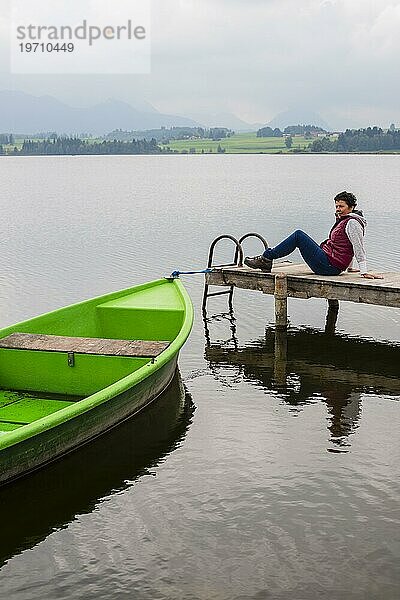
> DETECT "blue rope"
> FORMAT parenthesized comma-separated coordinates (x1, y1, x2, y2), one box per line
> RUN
(170, 268, 212, 278)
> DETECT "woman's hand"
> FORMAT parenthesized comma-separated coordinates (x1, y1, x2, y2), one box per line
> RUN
(361, 272, 384, 279)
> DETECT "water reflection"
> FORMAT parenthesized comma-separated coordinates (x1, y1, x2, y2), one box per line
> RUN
(0, 371, 195, 568)
(204, 321, 400, 452)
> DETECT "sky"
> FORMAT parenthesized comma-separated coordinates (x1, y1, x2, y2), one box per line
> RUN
(1, 0, 400, 129)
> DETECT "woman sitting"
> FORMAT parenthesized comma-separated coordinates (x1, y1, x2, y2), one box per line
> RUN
(244, 191, 383, 280)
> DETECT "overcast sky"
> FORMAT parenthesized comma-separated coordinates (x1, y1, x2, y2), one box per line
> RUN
(1, 0, 400, 128)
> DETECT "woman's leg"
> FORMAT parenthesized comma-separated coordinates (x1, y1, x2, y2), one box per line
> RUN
(263, 230, 341, 275)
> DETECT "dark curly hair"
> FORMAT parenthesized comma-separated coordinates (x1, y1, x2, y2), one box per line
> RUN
(334, 191, 358, 208)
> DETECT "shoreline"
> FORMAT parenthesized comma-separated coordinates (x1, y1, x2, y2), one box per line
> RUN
(2, 151, 400, 157)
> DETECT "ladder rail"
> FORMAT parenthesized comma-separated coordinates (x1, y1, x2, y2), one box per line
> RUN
(202, 234, 243, 312)
(202, 232, 268, 314)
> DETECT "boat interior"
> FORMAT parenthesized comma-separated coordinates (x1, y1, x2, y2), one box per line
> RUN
(0, 280, 185, 435)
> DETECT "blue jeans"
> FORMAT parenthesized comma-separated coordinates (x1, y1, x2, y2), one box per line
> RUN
(263, 230, 342, 276)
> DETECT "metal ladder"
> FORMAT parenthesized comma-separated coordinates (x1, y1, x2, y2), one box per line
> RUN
(202, 232, 268, 313)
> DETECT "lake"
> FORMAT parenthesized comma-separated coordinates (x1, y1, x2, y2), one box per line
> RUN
(0, 155, 399, 599)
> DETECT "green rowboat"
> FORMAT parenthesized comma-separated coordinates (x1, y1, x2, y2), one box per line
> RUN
(0, 277, 193, 485)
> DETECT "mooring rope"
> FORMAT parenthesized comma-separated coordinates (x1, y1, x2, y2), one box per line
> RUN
(170, 268, 212, 278)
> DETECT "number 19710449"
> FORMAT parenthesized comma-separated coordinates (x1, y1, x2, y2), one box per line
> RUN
(19, 42, 75, 53)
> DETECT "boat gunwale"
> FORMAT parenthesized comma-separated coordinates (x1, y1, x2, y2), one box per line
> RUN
(0, 278, 193, 451)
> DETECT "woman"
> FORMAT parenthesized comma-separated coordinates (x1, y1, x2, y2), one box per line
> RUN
(244, 191, 383, 279)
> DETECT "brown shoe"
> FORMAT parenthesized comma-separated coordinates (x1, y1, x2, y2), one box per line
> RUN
(244, 255, 273, 272)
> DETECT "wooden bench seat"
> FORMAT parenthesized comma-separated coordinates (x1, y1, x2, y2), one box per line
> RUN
(0, 333, 169, 358)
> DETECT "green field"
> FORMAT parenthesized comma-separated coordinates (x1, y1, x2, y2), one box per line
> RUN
(165, 132, 312, 154)
(1, 133, 310, 155)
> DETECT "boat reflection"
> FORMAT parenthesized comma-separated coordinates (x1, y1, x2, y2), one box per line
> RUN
(0, 371, 195, 568)
(204, 323, 400, 452)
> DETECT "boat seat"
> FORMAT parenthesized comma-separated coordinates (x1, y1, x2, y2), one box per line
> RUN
(0, 333, 170, 359)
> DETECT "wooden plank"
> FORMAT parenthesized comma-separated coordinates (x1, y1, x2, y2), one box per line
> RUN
(0, 333, 170, 358)
(206, 265, 400, 308)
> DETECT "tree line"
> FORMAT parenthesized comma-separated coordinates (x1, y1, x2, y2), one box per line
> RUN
(106, 126, 233, 142)
(257, 124, 326, 137)
(0, 134, 14, 144)
(310, 127, 400, 152)
(0, 137, 163, 155)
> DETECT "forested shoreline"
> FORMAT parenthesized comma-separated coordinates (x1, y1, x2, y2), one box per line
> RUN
(310, 127, 400, 152)
(1, 126, 400, 155)
(0, 137, 163, 155)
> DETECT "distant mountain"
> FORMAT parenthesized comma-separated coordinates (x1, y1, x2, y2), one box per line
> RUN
(267, 109, 331, 132)
(0, 91, 199, 135)
(187, 112, 262, 132)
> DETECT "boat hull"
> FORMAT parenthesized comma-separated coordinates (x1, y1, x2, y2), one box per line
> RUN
(0, 277, 193, 485)
(0, 355, 178, 485)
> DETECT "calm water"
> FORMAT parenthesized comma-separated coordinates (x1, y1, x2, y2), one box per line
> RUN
(0, 155, 399, 599)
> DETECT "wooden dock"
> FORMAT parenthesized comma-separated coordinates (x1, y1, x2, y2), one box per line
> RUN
(205, 262, 400, 330)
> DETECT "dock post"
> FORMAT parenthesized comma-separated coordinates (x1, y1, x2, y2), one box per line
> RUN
(325, 299, 339, 334)
(274, 273, 288, 330)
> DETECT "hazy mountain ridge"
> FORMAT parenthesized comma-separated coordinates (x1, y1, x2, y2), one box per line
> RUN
(0, 91, 335, 136)
(185, 112, 262, 132)
(0, 91, 200, 135)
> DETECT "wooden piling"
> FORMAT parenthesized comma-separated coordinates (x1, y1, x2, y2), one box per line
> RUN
(274, 273, 288, 330)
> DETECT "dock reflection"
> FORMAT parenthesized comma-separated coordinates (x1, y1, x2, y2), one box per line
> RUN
(0, 371, 195, 568)
(204, 322, 400, 452)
